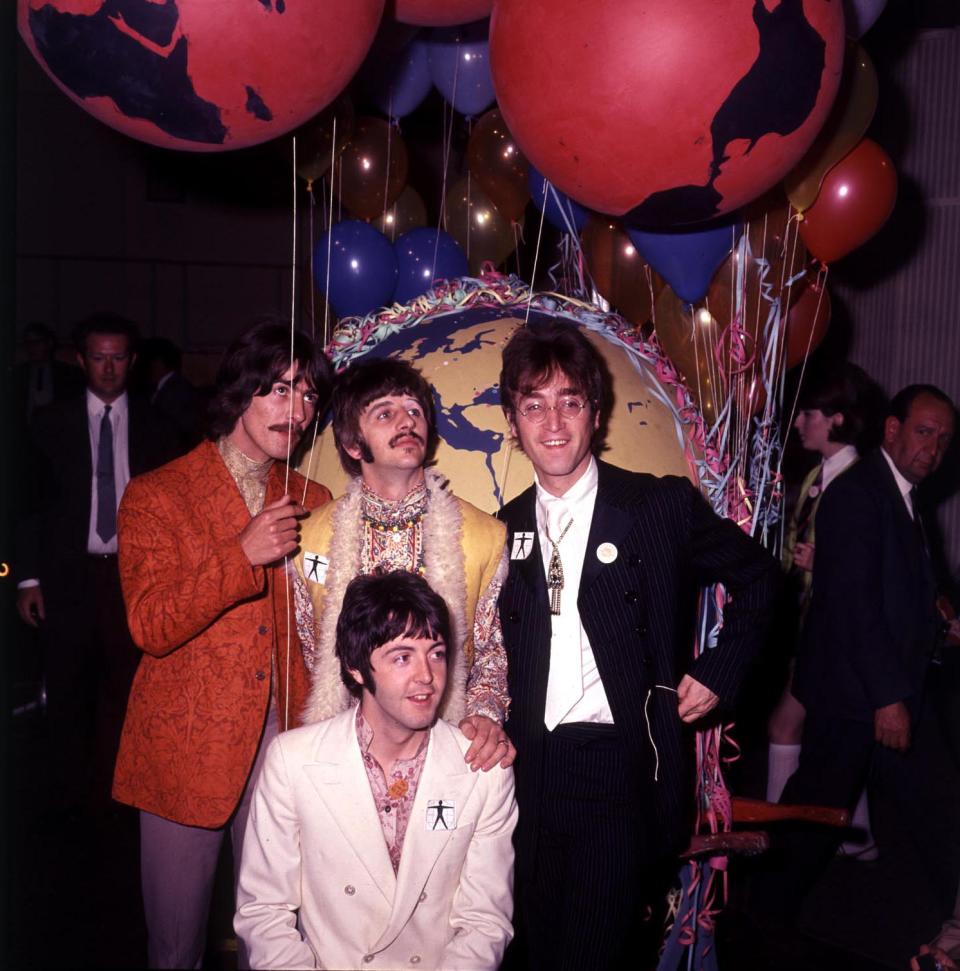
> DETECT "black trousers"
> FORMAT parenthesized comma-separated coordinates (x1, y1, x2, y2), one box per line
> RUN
(42, 555, 141, 811)
(509, 723, 661, 971)
(764, 685, 960, 922)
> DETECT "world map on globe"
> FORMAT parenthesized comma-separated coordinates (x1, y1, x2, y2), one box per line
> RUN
(302, 306, 694, 515)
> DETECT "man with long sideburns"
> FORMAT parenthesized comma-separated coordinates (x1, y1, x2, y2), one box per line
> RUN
(294, 357, 515, 772)
(236, 570, 517, 970)
(496, 320, 776, 971)
(112, 321, 333, 969)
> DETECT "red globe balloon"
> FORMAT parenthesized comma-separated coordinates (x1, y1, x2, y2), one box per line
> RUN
(798, 138, 897, 263)
(388, 1, 492, 27)
(19, 0, 384, 152)
(491, 0, 845, 225)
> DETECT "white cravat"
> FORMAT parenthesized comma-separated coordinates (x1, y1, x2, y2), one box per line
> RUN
(542, 494, 583, 730)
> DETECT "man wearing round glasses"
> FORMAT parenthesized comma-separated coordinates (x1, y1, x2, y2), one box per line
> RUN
(496, 319, 776, 971)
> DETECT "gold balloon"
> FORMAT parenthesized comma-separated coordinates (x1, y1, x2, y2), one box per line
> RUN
(784, 43, 879, 212)
(336, 117, 409, 220)
(294, 95, 355, 186)
(467, 109, 530, 222)
(444, 176, 516, 275)
(371, 185, 428, 241)
(653, 288, 723, 425)
(581, 215, 661, 329)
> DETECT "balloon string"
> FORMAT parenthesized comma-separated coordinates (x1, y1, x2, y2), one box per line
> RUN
(308, 185, 316, 343)
(383, 106, 393, 230)
(525, 181, 549, 324)
(323, 117, 337, 350)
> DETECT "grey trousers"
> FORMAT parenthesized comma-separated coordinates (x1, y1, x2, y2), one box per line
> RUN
(140, 707, 279, 970)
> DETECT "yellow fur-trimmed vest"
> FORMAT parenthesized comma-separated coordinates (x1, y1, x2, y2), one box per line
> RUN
(294, 470, 506, 725)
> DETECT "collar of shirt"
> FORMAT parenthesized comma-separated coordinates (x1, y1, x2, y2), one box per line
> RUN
(86, 388, 128, 421)
(880, 447, 916, 517)
(821, 444, 858, 490)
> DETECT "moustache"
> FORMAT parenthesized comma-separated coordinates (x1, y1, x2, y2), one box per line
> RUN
(268, 423, 302, 434)
(389, 432, 425, 448)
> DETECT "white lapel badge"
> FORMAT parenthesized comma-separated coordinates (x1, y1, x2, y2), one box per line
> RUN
(511, 532, 535, 560)
(426, 799, 456, 831)
(596, 542, 618, 565)
(302, 551, 329, 585)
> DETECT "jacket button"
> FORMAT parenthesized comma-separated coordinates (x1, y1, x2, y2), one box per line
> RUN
(624, 591, 639, 605)
(509, 611, 521, 623)
(410, 957, 421, 965)
(344, 885, 356, 895)
(418, 891, 427, 902)
(258, 625, 268, 635)
(642, 652, 653, 667)
(363, 955, 374, 964)
(255, 671, 266, 682)
(635, 625, 648, 637)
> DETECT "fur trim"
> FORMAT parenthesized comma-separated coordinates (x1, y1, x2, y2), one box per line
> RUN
(301, 471, 469, 725)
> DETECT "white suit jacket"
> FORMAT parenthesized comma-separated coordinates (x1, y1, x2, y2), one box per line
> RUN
(235, 708, 517, 970)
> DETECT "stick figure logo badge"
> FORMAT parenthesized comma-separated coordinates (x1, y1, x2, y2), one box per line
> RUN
(426, 800, 456, 830)
(511, 532, 535, 560)
(303, 551, 329, 584)
(596, 542, 618, 564)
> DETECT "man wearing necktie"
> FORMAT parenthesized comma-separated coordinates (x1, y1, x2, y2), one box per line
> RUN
(771, 384, 960, 923)
(15, 313, 178, 816)
(495, 320, 777, 971)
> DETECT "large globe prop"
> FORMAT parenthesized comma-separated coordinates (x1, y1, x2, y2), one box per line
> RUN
(491, 0, 846, 225)
(18, 0, 384, 151)
(300, 305, 695, 513)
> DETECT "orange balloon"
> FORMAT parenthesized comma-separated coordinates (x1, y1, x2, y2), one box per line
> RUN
(798, 138, 897, 264)
(467, 109, 530, 222)
(445, 177, 517, 275)
(370, 185, 428, 241)
(785, 43, 879, 213)
(581, 216, 659, 328)
(294, 95, 355, 186)
(336, 117, 409, 220)
(784, 274, 832, 368)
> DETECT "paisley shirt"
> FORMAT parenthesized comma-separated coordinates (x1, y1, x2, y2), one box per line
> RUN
(356, 708, 429, 873)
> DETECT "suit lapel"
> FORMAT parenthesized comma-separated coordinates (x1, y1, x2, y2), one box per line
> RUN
(374, 722, 477, 952)
(303, 714, 397, 904)
(504, 488, 547, 601)
(580, 463, 638, 596)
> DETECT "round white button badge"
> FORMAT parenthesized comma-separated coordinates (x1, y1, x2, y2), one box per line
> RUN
(596, 542, 618, 564)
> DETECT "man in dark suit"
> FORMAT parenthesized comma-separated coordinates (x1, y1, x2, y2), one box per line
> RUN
(15, 312, 178, 815)
(495, 320, 776, 971)
(138, 336, 205, 450)
(777, 384, 960, 918)
(14, 321, 84, 424)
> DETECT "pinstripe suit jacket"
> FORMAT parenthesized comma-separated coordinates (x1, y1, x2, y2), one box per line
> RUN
(497, 461, 776, 859)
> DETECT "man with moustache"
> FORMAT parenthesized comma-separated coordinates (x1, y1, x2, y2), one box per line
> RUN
(772, 384, 960, 921)
(235, 570, 517, 971)
(112, 320, 333, 969)
(295, 357, 514, 772)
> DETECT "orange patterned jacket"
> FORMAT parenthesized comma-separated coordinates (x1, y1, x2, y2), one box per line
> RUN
(112, 440, 331, 828)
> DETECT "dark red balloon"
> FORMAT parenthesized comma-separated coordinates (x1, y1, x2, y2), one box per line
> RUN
(785, 275, 832, 368)
(389, 0, 492, 27)
(491, 0, 845, 224)
(798, 138, 897, 264)
(18, 0, 384, 152)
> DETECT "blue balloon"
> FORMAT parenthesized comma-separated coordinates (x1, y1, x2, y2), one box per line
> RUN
(626, 219, 742, 305)
(313, 220, 398, 319)
(426, 21, 495, 118)
(358, 38, 432, 120)
(528, 166, 588, 234)
(393, 228, 469, 304)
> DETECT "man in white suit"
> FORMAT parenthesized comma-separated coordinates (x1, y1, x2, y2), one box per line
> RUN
(235, 570, 517, 971)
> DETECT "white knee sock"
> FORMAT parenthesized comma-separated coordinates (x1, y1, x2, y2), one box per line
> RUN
(766, 743, 801, 803)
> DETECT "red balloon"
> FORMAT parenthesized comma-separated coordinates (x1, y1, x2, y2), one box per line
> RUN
(18, 0, 384, 151)
(491, 0, 845, 224)
(798, 138, 897, 263)
(389, 1, 492, 26)
(785, 275, 832, 367)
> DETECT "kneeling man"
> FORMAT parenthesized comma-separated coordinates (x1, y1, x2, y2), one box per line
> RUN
(236, 570, 517, 971)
